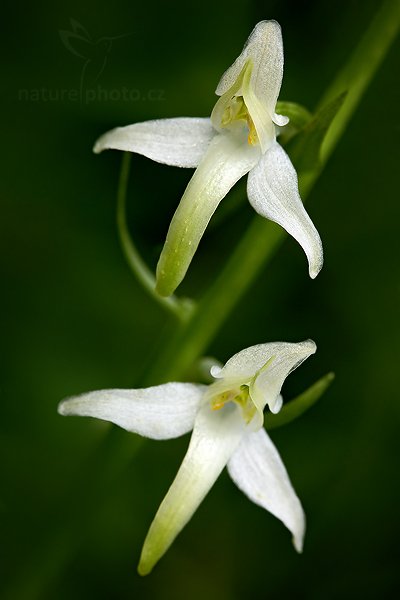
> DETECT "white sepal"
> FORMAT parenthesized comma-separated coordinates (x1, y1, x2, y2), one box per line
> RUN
(247, 142, 323, 278)
(212, 340, 316, 417)
(138, 401, 245, 575)
(227, 426, 305, 552)
(216, 21, 285, 126)
(93, 117, 215, 168)
(58, 383, 206, 440)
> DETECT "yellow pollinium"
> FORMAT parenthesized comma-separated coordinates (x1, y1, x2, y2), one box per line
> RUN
(210, 384, 256, 423)
(211, 59, 260, 148)
(220, 95, 259, 146)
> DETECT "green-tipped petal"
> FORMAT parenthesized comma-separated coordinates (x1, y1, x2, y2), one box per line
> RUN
(138, 401, 245, 575)
(155, 131, 260, 297)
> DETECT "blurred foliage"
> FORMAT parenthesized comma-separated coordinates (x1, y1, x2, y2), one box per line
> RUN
(1, 0, 399, 598)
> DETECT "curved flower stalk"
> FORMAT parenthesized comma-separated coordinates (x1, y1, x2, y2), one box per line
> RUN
(58, 339, 316, 575)
(94, 21, 323, 297)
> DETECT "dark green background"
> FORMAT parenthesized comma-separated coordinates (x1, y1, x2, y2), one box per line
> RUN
(1, 0, 399, 598)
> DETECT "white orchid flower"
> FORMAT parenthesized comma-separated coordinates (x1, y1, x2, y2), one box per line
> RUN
(94, 20, 323, 297)
(58, 339, 316, 575)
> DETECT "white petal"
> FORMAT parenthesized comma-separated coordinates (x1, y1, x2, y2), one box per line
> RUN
(216, 21, 285, 125)
(211, 61, 247, 133)
(214, 340, 316, 382)
(273, 113, 289, 127)
(138, 401, 245, 575)
(227, 427, 305, 552)
(274, 394, 283, 413)
(247, 142, 323, 278)
(241, 75, 276, 153)
(93, 118, 215, 168)
(155, 131, 260, 297)
(214, 340, 316, 417)
(58, 383, 206, 440)
(211, 60, 275, 153)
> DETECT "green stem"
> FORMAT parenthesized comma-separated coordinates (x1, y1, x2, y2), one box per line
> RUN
(117, 153, 194, 322)
(319, 0, 400, 165)
(146, 0, 399, 383)
(143, 218, 284, 384)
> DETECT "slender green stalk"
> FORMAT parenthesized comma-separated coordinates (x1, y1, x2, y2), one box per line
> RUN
(117, 152, 194, 322)
(143, 218, 284, 384)
(145, 0, 400, 383)
(319, 0, 400, 164)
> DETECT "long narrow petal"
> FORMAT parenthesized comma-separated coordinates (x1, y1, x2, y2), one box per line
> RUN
(247, 142, 323, 278)
(156, 131, 260, 297)
(93, 118, 215, 168)
(216, 21, 286, 126)
(227, 427, 305, 552)
(138, 402, 245, 575)
(211, 340, 316, 418)
(58, 383, 206, 440)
